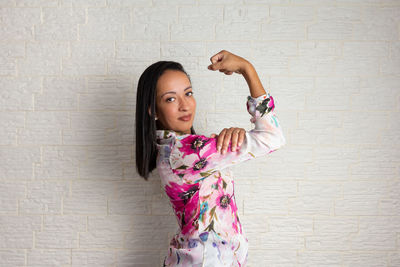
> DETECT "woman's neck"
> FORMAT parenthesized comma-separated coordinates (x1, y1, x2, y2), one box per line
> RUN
(156, 122, 191, 136)
(175, 130, 190, 136)
(160, 129, 190, 136)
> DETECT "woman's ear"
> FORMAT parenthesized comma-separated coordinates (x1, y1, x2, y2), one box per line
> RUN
(148, 107, 158, 120)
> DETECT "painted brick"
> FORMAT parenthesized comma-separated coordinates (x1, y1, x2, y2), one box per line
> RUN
(171, 22, 215, 41)
(116, 41, 160, 60)
(0, 250, 25, 266)
(248, 249, 297, 266)
(0, 182, 26, 213)
(133, 6, 178, 24)
(224, 5, 270, 23)
(124, 22, 169, 41)
(16, 0, 58, 7)
(0, 2, 398, 266)
(27, 249, 71, 266)
(61, 0, 106, 7)
(72, 250, 115, 266)
(0, 215, 41, 249)
(19, 181, 69, 214)
(0, 112, 25, 145)
(79, 231, 124, 249)
(116, 250, 161, 267)
(216, 22, 259, 41)
(0, 147, 41, 180)
(0, 78, 41, 110)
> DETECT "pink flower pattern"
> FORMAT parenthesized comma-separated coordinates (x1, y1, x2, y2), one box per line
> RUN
(155, 93, 286, 267)
(165, 181, 200, 235)
(172, 135, 218, 176)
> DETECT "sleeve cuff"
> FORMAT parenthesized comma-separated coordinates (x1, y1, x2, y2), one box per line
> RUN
(247, 93, 269, 102)
(246, 92, 275, 118)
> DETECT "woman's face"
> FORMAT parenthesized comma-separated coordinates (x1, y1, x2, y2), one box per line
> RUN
(155, 70, 196, 134)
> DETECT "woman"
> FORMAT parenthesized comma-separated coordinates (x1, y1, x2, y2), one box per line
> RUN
(135, 50, 286, 266)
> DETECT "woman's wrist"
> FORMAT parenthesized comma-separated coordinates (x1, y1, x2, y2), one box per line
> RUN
(240, 60, 253, 77)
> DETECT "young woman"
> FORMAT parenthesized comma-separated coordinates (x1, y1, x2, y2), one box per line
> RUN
(135, 50, 286, 266)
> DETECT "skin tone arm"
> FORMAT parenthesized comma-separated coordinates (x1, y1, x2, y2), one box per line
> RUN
(207, 50, 267, 154)
(241, 61, 267, 98)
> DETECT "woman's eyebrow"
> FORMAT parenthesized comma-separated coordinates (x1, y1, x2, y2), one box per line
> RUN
(160, 86, 192, 98)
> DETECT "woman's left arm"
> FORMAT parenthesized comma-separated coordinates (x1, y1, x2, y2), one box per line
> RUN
(210, 127, 246, 154)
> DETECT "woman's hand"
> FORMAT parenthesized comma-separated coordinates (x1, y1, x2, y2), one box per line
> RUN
(207, 50, 250, 75)
(210, 127, 246, 154)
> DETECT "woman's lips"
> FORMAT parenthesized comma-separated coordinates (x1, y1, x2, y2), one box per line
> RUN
(179, 114, 191, 121)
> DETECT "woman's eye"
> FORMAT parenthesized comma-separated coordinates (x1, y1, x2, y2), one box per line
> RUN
(166, 92, 192, 102)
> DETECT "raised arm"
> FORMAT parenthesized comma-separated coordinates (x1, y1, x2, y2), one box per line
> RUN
(241, 61, 266, 98)
(207, 50, 273, 154)
(169, 51, 286, 180)
(208, 50, 265, 98)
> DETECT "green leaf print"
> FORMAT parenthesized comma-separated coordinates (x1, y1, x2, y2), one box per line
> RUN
(222, 180, 227, 190)
(204, 220, 215, 232)
(163, 130, 172, 139)
(176, 165, 188, 170)
(200, 169, 215, 178)
(271, 115, 279, 127)
(248, 152, 256, 158)
(194, 177, 206, 183)
(256, 98, 271, 116)
(209, 206, 216, 219)
(214, 212, 219, 222)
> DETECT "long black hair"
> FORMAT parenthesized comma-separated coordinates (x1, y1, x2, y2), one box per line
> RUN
(135, 61, 196, 180)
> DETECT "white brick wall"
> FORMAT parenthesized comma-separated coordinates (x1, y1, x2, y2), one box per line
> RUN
(0, 0, 399, 266)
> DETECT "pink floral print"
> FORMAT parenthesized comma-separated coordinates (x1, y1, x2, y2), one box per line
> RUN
(165, 181, 200, 235)
(172, 135, 218, 177)
(155, 92, 286, 267)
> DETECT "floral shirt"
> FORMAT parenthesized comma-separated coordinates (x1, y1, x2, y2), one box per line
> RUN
(155, 93, 286, 267)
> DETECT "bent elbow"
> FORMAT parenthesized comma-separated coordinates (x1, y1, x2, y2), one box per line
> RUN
(264, 131, 286, 153)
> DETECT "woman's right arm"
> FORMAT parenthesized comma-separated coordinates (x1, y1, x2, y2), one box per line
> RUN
(237, 58, 286, 158)
(241, 59, 266, 99)
(169, 92, 285, 179)
(169, 51, 286, 179)
(207, 51, 283, 155)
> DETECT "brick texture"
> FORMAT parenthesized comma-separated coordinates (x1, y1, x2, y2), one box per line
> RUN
(0, 0, 399, 266)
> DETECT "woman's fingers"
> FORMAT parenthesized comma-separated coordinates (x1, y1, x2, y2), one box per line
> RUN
(232, 128, 245, 151)
(221, 128, 233, 154)
(208, 51, 225, 71)
(231, 129, 240, 152)
(216, 129, 226, 153)
(215, 68, 233, 75)
(218, 69, 233, 75)
(207, 50, 247, 74)
(238, 129, 245, 147)
(210, 51, 224, 64)
(216, 127, 246, 154)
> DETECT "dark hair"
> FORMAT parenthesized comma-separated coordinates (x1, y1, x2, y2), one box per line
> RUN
(135, 61, 196, 180)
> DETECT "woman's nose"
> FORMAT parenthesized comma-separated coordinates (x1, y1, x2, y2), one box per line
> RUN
(178, 97, 189, 111)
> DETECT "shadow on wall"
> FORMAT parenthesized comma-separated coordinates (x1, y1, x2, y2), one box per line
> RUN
(78, 74, 178, 264)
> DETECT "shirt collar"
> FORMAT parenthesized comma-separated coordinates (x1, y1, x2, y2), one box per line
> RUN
(155, 129, 190, 146)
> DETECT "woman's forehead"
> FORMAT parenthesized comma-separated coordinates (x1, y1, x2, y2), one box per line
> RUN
(156, 70, 191, 94)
